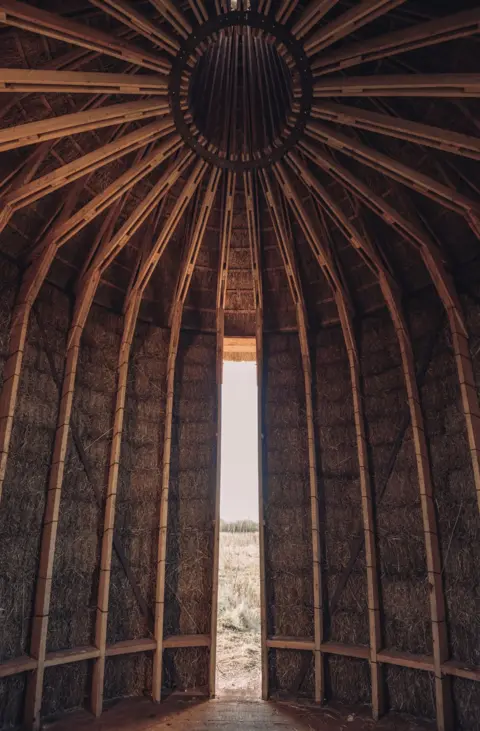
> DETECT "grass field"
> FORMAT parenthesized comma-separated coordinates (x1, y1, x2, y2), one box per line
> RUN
(216, 530, 261, 697)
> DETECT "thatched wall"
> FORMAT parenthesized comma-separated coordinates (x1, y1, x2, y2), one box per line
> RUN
(0, 280, 70, 726)
(313, 326, 370, 706)
(263, 332, 314, 696)
(360, 307, 434, 717)
(164, 331, 217, 691)
(408, 292, 480, 730)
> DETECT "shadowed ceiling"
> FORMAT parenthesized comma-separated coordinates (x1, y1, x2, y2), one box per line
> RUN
(0, 0, 479, 338)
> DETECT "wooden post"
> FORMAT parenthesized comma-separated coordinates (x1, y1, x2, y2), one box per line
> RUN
(277, 156, 453, 730)
(90, 291, 142, 717)
(150, 164, 220, 702)
(261, 169, 324, 703)
(209, 170, 235, 696)
(272, 161, 388, 713)
(244, 171, 269, 700)
(0, 179, 84, 505)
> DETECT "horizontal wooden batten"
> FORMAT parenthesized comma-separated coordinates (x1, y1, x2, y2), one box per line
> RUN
(266, 637, 316, 651)
(1, 643, 479, 683)
(163, 635, 211, 649)
(377, 649, 435, 672)
(321, 642, 370, 660)
(0, 655, 37, 678)
(45, 647, 100, 668)
(0, 68, 169, 95)
(106, 639, 157, 657)
(442, 659, 480, 682)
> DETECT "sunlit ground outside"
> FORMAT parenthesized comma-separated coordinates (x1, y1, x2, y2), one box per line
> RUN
(216, 361, 261, 698)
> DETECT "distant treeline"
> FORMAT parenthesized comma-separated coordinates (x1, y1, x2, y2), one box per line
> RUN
(220, 519, 259, 533)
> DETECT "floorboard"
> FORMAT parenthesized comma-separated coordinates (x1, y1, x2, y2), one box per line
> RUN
(45, 696, 436, 730)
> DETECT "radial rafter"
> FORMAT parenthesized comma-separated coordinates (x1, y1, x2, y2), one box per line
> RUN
(313, 74, 480, 98)
(0, 68, 169, 95)
(292, 1, 340, 39)
(304, 0, 407, 57)
(312, 8, 480, 75)
(311, 102, 480, 160)
(0, 0, 171, 73)
(88, 0, 179, 54)
(304, 121, 479, 216)
(1, 119, 175, 221)
(0, 99, 170, 154)
(148, 0, 192, 37)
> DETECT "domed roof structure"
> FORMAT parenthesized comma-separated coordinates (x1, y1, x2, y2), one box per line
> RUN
(0, 2, 479, 730)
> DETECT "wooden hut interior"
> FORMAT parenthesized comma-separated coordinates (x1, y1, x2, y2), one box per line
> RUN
(0, 0, 479, 729)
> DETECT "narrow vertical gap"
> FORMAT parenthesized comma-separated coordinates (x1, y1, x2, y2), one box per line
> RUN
(216, 344, 261, 698)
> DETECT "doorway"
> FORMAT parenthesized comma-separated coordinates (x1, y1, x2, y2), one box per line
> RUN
(216, 341, 261, 698)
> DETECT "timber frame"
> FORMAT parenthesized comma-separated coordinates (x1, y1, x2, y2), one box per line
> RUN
(0, 2, 479, 730)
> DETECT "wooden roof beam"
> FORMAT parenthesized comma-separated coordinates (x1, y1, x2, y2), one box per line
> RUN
(36, 135, 183, 257)
(1, 118, 175, 223)
(292, 1, 340, 40)
(243, 172, 263, 312)
(148, 0, 192, 38)
(313, 74, 480, 97)
(311, 102, 480, 161)
(187, 0, 208, 23)
(272, 160, 355, 332)
(298, 139, 466, 333)
(305, 121, 479, 216)
(312, 8, 480, 75)
(0, 99, 170, 154)
(0, 0, 170, 73)
(0, 68, 168, 95)
(89, 0, 179, 54)
(304, 0, 407, 57)
(276, 0, 300, 24)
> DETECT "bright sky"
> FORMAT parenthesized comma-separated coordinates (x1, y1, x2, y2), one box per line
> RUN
(220, 361, 259, 522)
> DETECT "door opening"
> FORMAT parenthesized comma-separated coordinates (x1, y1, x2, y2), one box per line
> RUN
(216, 338, 261, 698)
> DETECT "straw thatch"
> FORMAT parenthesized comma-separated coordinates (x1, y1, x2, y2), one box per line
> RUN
(164, 332, 217, 689)
(264, 333, 314, 695)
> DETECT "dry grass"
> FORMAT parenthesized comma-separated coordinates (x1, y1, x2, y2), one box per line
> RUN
(216, 531, 261, 697)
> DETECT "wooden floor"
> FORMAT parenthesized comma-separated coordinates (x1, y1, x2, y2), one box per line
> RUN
(46, 696, 435, 731)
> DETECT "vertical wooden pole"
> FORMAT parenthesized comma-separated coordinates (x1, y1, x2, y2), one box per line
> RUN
(260, 169, 324, 702)
(209, 170, 235, 696)
(90, 291, 142, 716)
(23, 205, 121, 730)
(151, 165, 220, 702)
(338, 299, 385, 719)
(209, 308, 224, 697)
(152, 305, 181, 702)
(244, 171, 269, 700)
(385, 293, 453, 731)
(0, 181, 84, 505)
(448, 309, 480, 514)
